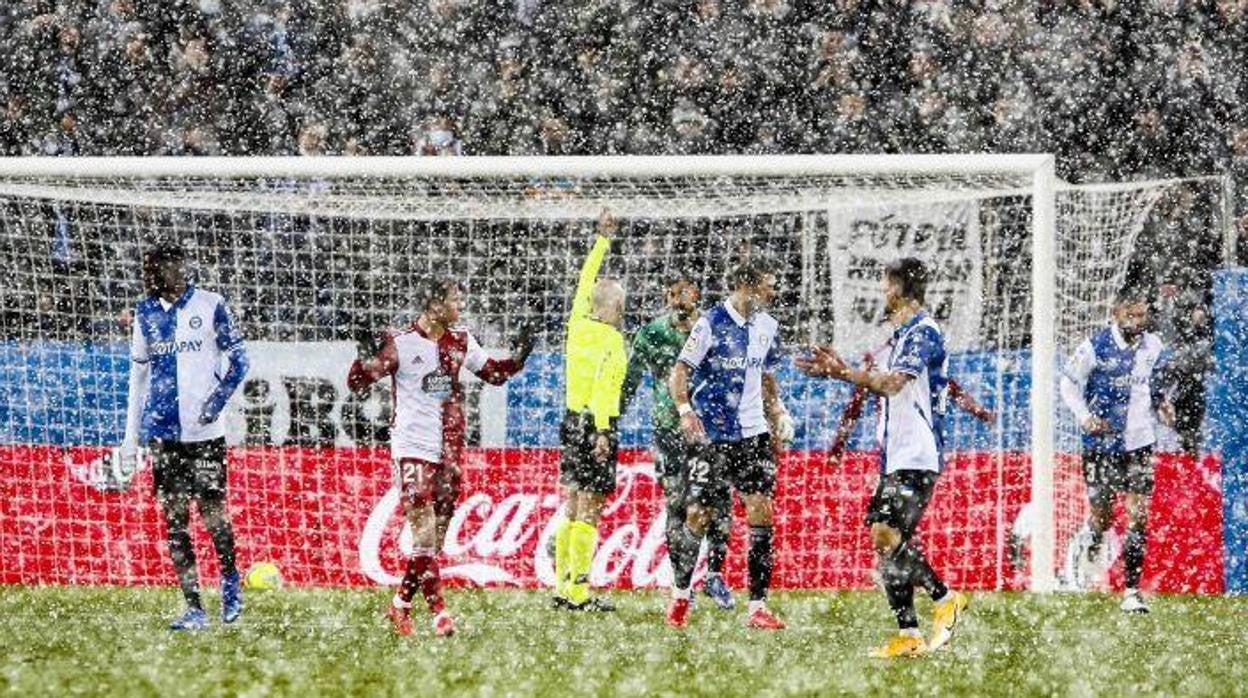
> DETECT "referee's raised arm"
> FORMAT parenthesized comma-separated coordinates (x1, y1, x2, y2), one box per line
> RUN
(569, 209, 617, 323)
(554, 208, 628, 613)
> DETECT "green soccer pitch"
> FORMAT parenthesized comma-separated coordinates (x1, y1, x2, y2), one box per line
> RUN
(2, 586, 1245, 696)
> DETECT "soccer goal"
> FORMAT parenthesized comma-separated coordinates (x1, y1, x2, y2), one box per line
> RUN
(0, 156, 1232, 593)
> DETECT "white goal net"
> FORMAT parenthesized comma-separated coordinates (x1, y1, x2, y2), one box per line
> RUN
(0, 156, 1230, 593)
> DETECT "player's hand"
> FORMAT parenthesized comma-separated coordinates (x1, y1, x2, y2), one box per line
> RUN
(1081, 416, 1111, 434)
(794, 345, 851, 380)
(117, 443, 139, 478)
(680, 410, 709, 445)
(510, 317, 540, 364)
(596, 208, 618, 237)
(826, 444, 847, 471)
(198, 400, 222, 425)
(1158, 401, 1177, 428)
(592, 432, 613, 463)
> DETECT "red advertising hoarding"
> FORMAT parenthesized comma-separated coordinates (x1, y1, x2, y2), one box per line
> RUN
(0, 446, 1222, 594)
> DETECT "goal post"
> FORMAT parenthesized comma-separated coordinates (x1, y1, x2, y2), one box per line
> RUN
(0, 154, 1224, 594)
(1030, 157, 1058, 593)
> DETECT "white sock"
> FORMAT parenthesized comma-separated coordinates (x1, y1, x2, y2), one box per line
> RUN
(901, 627, 923, 639)
(392, 594, 412, 609)
(748, 599, 766, 614)
(672, 587, 691, 601)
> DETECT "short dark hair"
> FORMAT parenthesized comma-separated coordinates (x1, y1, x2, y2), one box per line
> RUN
(1115, 286, 1150, 307)
(729, 257, 774, 289)
(416, 277, 463, 310)
(663, 270, 700, 289)
(884, 257, 927, 303)
(144, 239, 184, 263)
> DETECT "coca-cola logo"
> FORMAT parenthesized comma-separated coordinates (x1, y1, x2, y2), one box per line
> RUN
(358, 463, 705, 589)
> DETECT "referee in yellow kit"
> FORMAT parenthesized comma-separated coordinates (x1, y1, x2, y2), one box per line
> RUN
(553, 209, 628, 612)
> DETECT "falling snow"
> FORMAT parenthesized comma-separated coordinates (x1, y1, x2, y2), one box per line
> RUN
(1, 1, 1248, 696)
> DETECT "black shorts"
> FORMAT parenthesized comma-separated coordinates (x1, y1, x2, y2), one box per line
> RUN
(559, 412, 618, 495)
(1082, 447, 1154, 511)
(687, 433, 776, 507)
(865, 469, 939, 540)
(151, 437, 228, 501)
(654, 429, 733, 525)
(654, 427, 689, 502)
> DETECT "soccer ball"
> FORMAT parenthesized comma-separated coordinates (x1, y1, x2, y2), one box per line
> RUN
(244, 561, 283, 591)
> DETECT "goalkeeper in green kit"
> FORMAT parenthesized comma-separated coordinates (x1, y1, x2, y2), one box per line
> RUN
(620, 273, 738, 609)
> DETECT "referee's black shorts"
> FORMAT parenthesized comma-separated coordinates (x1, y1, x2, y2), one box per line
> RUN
(865, 469, 939, 541)
(151, 437, 228, 502)
(559, 411, 618, 495)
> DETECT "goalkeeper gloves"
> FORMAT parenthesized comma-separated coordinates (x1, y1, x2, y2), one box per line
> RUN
(510, 317, 540, 364)
(93, 444, 145, 492)
(773, 408, 796, 443)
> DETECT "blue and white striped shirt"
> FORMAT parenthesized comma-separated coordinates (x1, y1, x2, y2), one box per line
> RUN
(877, 310, 949, 474)
(678, 300, 784, 444)
(124, 285, 249, 444)
(1061, 324, 1168, 454)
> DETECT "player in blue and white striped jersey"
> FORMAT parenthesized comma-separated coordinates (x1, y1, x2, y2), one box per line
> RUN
(1060, 289, 1174, 614)
(120, 241, 250, 631)
(797, 258, 967, 658)
(666, 257, 795, 631)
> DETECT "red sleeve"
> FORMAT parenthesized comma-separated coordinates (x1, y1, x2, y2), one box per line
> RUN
(948, 378, 967, 401)
(949, 378, 995, 423)
(829, 383, 869, 457)
(347, 335, 399, 394)
(474, 357, 524, 386)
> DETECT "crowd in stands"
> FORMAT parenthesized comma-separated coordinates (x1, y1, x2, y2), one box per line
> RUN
(2, 1, 1246, 181)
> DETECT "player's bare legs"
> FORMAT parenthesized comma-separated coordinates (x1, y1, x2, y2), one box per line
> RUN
(389, 459, 453, 637)
(669, 485, 782, 629)
(871, 523, 924, 656)
(433, 458, 462, 553)
(575, 492, 605, 527)
(666, 500, 707, 628)
(702, 493, 735, 609)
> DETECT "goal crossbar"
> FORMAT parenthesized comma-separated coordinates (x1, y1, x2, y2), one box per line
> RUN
(0, 154, 1055, 180)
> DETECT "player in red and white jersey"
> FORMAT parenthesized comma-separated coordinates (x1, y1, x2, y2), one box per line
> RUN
(347, 278, 535, 638)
